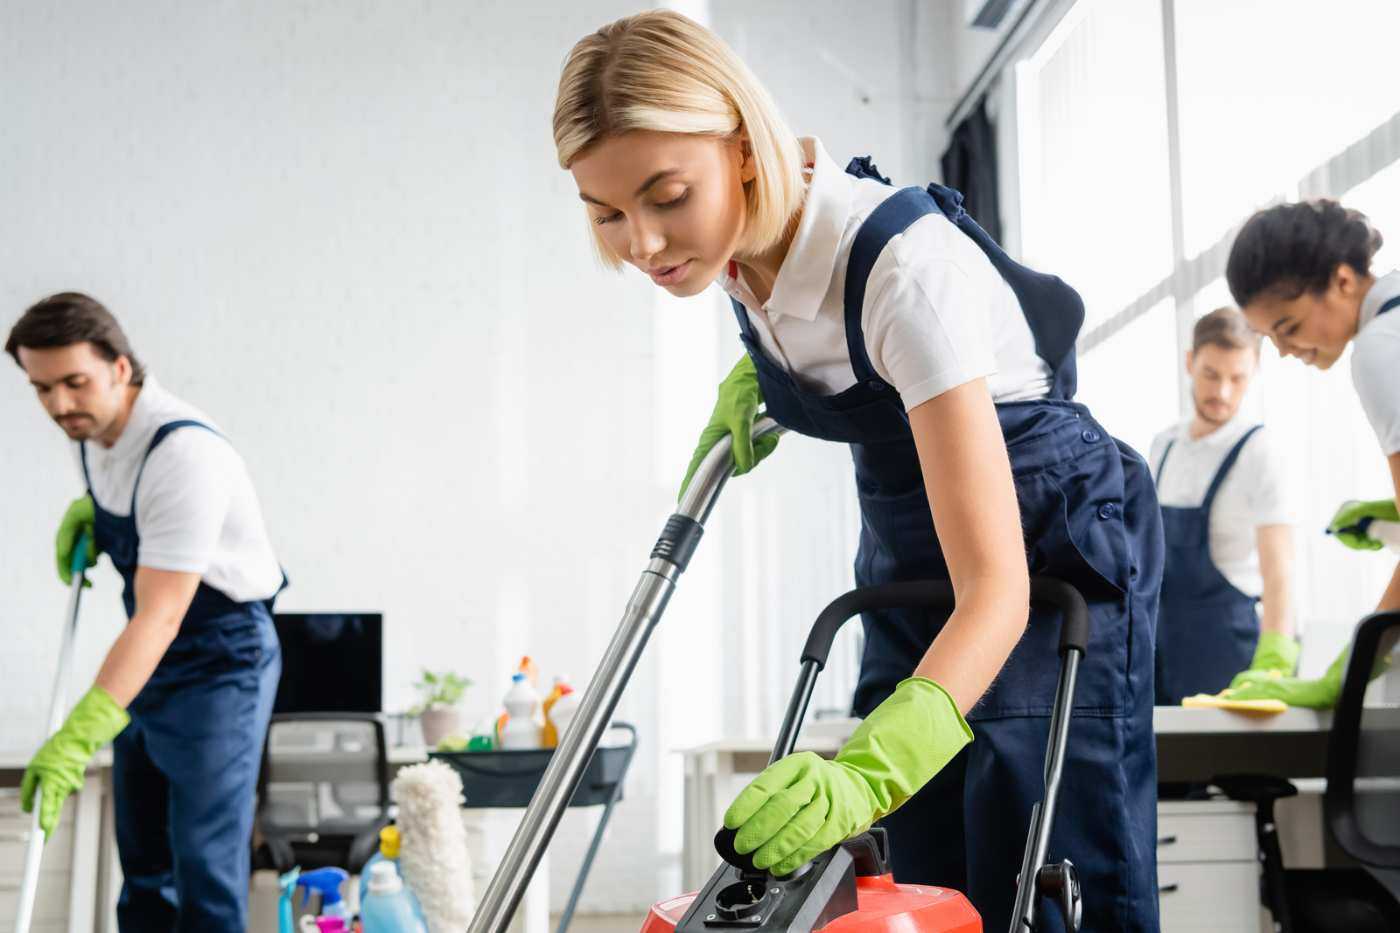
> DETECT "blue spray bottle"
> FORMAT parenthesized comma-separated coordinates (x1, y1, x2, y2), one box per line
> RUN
(278, 867, 301, 933)
(296, 867, 351, 925)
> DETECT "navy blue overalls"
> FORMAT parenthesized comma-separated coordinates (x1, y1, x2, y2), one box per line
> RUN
(1154, 426, 1263, 705)
(80, 420, 282, 933)
(731, 162, 1164, 933)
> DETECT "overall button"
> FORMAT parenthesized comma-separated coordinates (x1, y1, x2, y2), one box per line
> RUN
(1081, 428, 1101, 443)
(866, 379, 885, 391)
(1098, 503, 1119, 520)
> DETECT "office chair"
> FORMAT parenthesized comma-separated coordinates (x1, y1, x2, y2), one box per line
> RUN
(252, 712, 392, 875)
(1214, 610, 1400, 932)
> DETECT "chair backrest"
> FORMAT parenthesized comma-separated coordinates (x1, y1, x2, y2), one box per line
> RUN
(1326, 611, 1400, 869)
(258, 712, 390, 838)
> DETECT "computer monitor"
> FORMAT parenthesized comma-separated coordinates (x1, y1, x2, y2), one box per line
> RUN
(272, 613, 383, 714)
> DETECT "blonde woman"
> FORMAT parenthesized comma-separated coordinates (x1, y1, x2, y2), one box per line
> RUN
(553, 12, 1163, 932)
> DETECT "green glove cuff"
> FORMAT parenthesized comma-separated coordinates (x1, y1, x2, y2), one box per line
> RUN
(67, 686, 131, 750)
(834, 677, 973, 818)
(1249, 632, 1301, 676)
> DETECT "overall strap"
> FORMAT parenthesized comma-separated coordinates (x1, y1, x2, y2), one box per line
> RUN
(130, 419, 224, 513)
(1202, 425, 1264, 510)
(1377, 295, 1400, 317)
(843, 186, 942, 386)
(79, 441, 94, 491)
(1155, 439, 1177, 480)
(729, 296, 761, 343)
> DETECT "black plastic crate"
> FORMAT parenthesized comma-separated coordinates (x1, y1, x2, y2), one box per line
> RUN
(429, 729, 634, 809)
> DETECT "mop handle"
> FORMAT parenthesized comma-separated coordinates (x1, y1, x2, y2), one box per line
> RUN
(14, 532, 92, 933)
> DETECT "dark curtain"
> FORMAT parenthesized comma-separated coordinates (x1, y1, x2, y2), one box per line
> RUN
(939, 96, 1003, 245)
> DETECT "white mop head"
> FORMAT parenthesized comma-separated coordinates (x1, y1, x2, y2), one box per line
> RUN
(393, 759, 475, 931)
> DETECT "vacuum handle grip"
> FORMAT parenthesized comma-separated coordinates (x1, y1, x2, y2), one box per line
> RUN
(799, 575, 1090, 670)
(70, 531, 92, 579)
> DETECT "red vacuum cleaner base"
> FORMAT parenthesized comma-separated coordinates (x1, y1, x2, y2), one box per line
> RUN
(641, 874, 982, 933)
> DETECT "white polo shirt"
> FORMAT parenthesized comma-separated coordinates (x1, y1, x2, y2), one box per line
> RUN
(74, 376, 283, 603)
(1352, 269, 1400, 455)
(720, 137, 1051, 411)
(1148, 415, 1295, 598)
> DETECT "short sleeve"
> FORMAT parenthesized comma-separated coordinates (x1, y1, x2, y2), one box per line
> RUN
(1240, 429, 1295, 526)
(1352, 330, 1400, 455)
(133, 430, 233, 574)
(861, 221, 999, 412)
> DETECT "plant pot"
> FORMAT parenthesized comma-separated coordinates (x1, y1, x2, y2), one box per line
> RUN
(419, 707, 461, 748)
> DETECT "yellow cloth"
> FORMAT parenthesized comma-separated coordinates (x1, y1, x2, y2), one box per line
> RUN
(1181, 693, 1287, 714)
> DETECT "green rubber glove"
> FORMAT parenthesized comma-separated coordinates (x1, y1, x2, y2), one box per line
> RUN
(1328, 499, 1399, 551)
(1238, 631, 1301, 678)
(723, 677, 972, 876)
(678, 356, 779, 500)
(21, 686, 129, 837)
(1226, 642, 1394, 709)
(55, 496, 98, 586)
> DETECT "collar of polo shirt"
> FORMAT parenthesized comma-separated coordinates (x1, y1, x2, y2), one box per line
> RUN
(726, 137, 853, 322)
(1358, 269, 1400, 333)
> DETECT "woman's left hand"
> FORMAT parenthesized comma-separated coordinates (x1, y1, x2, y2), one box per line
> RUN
(723, 677, 971, 876)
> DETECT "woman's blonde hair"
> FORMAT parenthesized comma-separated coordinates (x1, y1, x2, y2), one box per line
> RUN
(552, 10, 805, 267)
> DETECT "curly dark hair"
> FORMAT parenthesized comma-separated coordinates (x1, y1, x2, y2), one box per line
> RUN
(1226, 199, 1383, 308)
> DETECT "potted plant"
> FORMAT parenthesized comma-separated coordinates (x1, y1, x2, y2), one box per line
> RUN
(410, 669, 471, 747)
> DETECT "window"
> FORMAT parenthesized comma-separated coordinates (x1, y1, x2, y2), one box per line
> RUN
(1014, 0, 1400, 667)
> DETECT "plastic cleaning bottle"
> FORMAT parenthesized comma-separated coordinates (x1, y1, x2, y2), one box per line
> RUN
(358, 824, 428, 927)
(549, 685, 582, 745)
(540, 676, 569, 748)
(296, 867, 351, 926)
(361, 861, 429, 933)
(518, 654, 539, 687)
(278, 867, 301, 933)
(500, 673, 542, 749)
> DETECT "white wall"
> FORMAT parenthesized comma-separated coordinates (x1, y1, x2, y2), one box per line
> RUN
(0, 0, 958, 915)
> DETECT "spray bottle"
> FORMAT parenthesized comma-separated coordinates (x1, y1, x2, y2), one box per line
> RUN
(278, 867, 301, 933)
(296, 867, 351, 926)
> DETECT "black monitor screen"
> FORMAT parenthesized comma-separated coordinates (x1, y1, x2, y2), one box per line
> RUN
(272, 613, 383, 714)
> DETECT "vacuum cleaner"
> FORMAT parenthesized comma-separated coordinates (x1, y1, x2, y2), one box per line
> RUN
(641, 574, 1088, 933)
(466, 419, 1088, 933)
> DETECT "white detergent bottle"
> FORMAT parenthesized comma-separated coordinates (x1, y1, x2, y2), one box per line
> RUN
(500, 673, 542, 750)
(548, 686, 583, 745)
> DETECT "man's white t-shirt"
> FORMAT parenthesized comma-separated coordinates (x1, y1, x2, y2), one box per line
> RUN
(719, 137, 1052, 410)
(1148, 415, 1295, 598)
(75, 376, 282, 603)
(1352, 270, 1400, 455)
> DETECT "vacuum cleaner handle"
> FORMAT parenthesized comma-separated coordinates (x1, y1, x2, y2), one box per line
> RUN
(774, 574, 1088, 767)
(468, 419, 784, 933)
(14, 532, 92, 933)
(800, 576, 1089, 671)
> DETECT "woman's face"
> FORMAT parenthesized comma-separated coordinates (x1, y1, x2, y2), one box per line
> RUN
(1240, 264, 1368, 370)
(569, 130, 753, 297)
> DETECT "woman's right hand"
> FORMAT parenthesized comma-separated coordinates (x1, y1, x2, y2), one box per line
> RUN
(678, 355, 778, 498)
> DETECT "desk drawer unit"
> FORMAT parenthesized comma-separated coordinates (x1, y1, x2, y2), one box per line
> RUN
(1157, 802, 1256, 864)
(1158, 862, 1260, 932)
